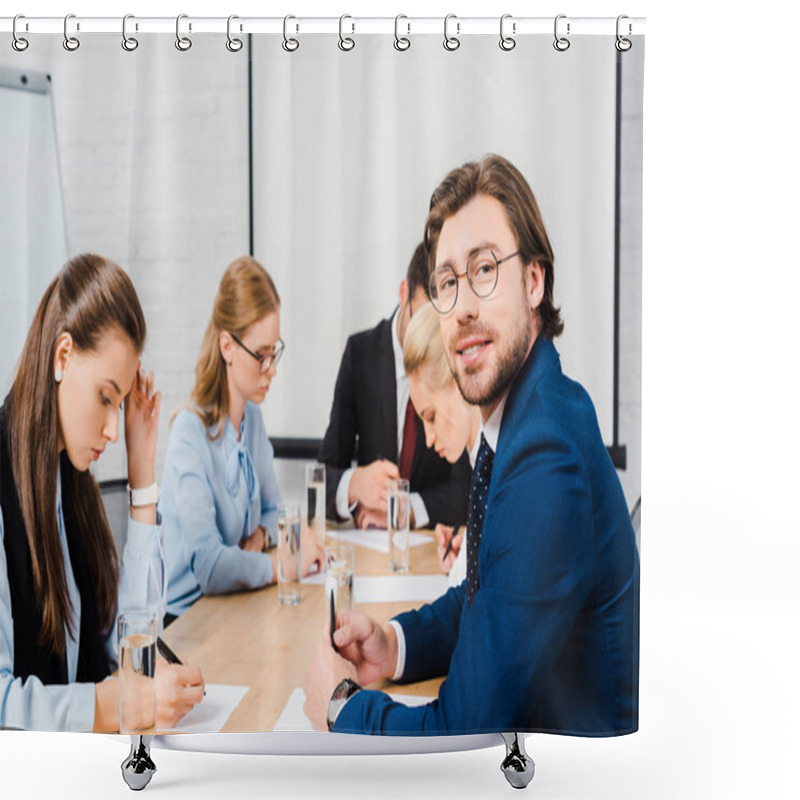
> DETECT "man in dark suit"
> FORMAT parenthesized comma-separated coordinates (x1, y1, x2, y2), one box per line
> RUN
(305, 155, 639, 736)
(318, 243, 470, 530)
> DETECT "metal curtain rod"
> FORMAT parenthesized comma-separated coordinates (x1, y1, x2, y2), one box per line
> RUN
(0, 15, 646, 36)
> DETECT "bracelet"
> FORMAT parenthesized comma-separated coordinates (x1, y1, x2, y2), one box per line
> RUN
(127, 481, 160, 507)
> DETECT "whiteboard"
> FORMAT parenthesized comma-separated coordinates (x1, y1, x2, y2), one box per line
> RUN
(0, 66, 68, 397)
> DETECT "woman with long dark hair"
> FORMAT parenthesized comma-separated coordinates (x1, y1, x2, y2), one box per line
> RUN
(0, 254, 204, 731)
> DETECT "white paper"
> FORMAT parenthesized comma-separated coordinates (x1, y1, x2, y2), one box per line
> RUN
(353, 574, 449, 604)
(274, 687, 433, 732)
(328, 527, 431, 554)
(301, 570, 326, 585)
(164, 684, 249, 733)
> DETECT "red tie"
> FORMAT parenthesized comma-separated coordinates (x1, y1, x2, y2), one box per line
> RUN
(399, 398, 417, 480)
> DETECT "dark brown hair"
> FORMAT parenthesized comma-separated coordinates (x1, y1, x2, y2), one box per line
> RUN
(406, 242, 429, 299)
(189, 256, 280, 438)
(8, 253, 147, 658)
(424, 154, 564, 339)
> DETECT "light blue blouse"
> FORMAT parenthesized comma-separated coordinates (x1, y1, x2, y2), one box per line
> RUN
(161, 402, 281, 617)
(0, 465, 165, 732)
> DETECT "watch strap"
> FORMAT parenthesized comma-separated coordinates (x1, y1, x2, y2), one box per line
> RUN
(127, 481, 161, 507)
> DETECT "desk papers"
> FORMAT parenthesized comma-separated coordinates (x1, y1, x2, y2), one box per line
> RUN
(353, 574, 449, 604)
(166, 684, 249, 733)
(274, 687, 433, 731)
(328, 527, 431, 554)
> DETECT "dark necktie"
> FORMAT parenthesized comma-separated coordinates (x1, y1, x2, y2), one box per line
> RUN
(467, 433, 494, 606)
(399, 398, 417, 480)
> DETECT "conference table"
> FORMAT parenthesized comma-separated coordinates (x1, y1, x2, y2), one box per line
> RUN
(161, 528, 447, 732)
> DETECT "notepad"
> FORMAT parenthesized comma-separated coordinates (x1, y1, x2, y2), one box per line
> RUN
(274, 687, 433, 731)
(163, 684, 249, 734)
(353, 574, 449, 604)
(328, 527, 431, 554)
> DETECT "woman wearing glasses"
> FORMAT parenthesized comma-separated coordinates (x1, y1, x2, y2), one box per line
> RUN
(161, 256, 322, 621)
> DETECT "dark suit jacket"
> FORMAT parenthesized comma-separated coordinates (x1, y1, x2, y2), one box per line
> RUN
(318, 315, 470, 527)
(335, 336, 640, 735)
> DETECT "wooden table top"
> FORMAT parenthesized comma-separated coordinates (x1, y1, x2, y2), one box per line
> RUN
(162, 529, 446, 732)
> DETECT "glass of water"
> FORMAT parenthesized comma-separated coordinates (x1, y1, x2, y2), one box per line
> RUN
(305, 462, 326, 547)
(277, 503, 302, 605)
(387, 478, 410, 573)
(118, 610, 157, 734)
(325, 545, 354, 624)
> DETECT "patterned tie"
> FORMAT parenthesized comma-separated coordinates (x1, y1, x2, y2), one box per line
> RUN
(467, 433, 494, 606)
(399, 398, 417, 480)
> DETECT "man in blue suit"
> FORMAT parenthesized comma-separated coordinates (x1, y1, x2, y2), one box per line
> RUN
(304, 154, 639, 736)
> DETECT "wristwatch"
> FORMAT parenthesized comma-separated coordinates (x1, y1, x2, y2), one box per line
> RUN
(327, 678, 361, 731)
(127, 481, 160, 508)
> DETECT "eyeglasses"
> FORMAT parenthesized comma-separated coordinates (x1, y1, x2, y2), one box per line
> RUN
(428, 249, 521, 314)
(231, 334, 285, 374)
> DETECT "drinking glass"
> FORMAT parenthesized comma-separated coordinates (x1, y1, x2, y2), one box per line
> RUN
(118, 610, 157, 734)
(387, 478, 410, 573)
(277, 503, 302, 605)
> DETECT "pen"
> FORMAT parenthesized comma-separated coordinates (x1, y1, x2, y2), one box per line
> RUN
(330, 589, 339, 654)
(157, 636, 206, 696)
(442, 528, 455, 562)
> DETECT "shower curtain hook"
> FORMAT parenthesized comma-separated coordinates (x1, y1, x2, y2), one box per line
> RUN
(121, 14, 138, 51)
(12, 14, 29, 52)
(282, 15, 299, 52)
(443, 14, 460, 51)
(63, 14, 80, 51)
(338, 14, 355, 51)
(394, 14, 411, 51)
(226, 15, 243, 52)
(175, 13, 192, 51)
(616, 15, 632, 51)
(499, 14, 516, 51)
(553, 15, 571, 51)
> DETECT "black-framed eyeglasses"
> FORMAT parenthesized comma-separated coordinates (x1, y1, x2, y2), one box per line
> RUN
(231, 334, 285, 374)
(428, 249, 521, 314)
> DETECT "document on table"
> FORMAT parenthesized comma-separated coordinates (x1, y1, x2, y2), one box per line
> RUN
(274, 687, 433, 731)
(328, 527, 431, 554)
(164, 684, 249, 733)
(353, 574, 449, 604)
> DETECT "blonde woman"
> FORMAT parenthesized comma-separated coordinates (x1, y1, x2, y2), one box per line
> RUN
(402, 303, 481, 586)
(161, 257, 322, 619)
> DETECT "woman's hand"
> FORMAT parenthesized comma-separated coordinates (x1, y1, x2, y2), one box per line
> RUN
(156, 660, 205, 730)
(124, 364, 161, 490)
(299, 526, 324, 577)
(241, 525, 267, 553)
(435, 524, 462, 575)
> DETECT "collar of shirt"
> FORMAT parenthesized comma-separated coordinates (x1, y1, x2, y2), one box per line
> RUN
(468, 429, 482, 468)
(390, 305, 405, 383)
(480, 392, 508, 454)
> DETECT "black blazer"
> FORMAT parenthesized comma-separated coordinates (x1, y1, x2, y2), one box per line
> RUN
(0, 401, 110, 688)
(318, 316, 470, 527)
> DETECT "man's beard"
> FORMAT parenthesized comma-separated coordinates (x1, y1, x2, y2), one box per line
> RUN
(452, 308, 532, 408)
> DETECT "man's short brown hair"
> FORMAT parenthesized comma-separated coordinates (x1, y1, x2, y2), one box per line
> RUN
(424, 154, 563, 339)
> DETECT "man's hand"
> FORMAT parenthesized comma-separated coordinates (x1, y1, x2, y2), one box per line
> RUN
(331, 609, 398, 686)
(303, 621, 360, 731)
(348, 459, 399, 512)
(435, 524, 463, 575)
(354, 504, 387, 530)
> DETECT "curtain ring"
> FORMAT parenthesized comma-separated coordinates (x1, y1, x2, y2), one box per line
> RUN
(553, 14, 571, 51)
(121, 14, 138, 51)
(443, 14, 460, 51)
(226, 15, 243, 52)
(394, 14, 410, 51)
(63, 13, 80, 51)
(499, 14, 516, 51)
(282, 15, 299, 52)
(12, 15, 29, 52)
(616, 15, 632, 52)
(175, 13, 192, 51)
(338, 14, 355, 51)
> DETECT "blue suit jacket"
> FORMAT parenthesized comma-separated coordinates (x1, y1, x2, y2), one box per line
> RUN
(336, 336, 639, 736)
